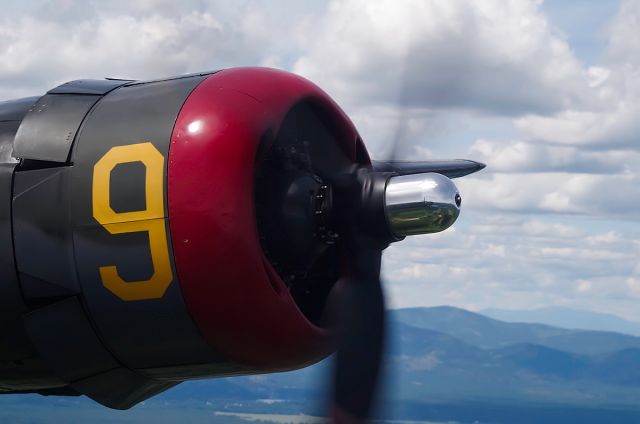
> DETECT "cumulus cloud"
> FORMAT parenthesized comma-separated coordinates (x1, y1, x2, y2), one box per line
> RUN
(469, 139, 640, 173)
(605, 0, 640, 67)
(383, 215, 640, 320)
(0, 0, 319, 99)
(455, 0, 640, 220)
(293, 0, 592, 116)
(513, 0, 640, 149)
(459, 172, 640, 217)
(514, 99, 640, 148)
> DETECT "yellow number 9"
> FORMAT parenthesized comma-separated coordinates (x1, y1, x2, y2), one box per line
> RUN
(92, 142, 173, 301)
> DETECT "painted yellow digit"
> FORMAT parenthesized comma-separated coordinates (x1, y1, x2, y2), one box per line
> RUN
(92, 142, 173, 301)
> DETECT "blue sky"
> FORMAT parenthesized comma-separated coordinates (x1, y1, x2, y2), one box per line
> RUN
(541, 0, 619, 65)
(1, 0, 639, 319)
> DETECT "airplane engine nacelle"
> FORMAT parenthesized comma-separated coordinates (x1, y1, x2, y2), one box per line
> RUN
(0, 68, 368, 408)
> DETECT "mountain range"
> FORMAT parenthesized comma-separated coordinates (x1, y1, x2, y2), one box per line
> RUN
(156, 306, 640, 420)
(482, 306, 640, 336)
(4, 306, 640, 423)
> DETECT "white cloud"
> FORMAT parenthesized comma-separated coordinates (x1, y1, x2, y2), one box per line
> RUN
(459, 172, 640, 217)
(514, 100, 640, 148)
(459, 0, 640, 218)
(0, 0, 318, 99)
(383, 215, 640, 320)
(294, 0, 592, 116)
(513, 0, 640, 149)
(0, 11, 239, 97)
(469, 139, 640, 173)
(605, 0, 640, 68)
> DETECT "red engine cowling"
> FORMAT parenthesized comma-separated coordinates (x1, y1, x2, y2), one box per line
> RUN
(0, 68, 368, 408)
(169, 68, 367, 368)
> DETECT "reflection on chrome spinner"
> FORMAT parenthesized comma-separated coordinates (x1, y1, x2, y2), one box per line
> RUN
(384, 172, 461, 237)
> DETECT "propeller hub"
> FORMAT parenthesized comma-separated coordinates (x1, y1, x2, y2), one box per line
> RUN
(384, 172, 461, 237)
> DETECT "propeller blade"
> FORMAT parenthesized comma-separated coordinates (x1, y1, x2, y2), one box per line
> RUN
(372, 159, 486, 178)
(331, 245, 385, 422)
